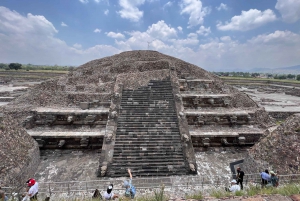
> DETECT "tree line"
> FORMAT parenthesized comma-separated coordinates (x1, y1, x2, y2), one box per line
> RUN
(0, 63, 76, 71)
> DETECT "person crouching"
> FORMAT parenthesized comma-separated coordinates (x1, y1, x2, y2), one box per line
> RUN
(103, 184, 118, 200)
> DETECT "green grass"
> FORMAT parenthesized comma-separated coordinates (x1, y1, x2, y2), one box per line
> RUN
(206, 183, 300, 199)
(0, 69, 69, 73)
(221, 76, 300, 84)
(185, 191, 204, 200)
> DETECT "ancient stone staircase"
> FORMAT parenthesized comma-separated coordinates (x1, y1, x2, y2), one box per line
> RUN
(107, 79, 187, 177)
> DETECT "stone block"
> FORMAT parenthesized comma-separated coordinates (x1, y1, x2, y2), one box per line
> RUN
(238, 136, 246, 145)
(80, 102, 90, 110)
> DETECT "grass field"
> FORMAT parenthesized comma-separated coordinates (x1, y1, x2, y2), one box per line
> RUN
(221, 76, 300, 84)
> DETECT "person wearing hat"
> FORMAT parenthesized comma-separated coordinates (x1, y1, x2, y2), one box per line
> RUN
(266, 171, 279, 187)
(225, 179, 241, 193)
(103, 184, 118, 200)
(26, 179, 38, 200)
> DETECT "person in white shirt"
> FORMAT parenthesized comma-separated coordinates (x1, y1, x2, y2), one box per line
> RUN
(26, 179, 38, 201)
(225, 179, 241, 193)
(103, 184, 118, 200)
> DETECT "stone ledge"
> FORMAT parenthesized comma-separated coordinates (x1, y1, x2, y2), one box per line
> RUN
(27, 130, 105, 137)
(34, 107, 109, 114)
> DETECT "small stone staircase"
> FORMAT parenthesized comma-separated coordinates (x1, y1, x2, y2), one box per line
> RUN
(107, 79, 188, 177)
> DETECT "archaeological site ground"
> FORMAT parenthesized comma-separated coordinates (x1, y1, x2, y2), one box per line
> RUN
(1, 50, 300, 198)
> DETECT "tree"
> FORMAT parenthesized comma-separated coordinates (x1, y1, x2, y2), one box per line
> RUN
(287, 74, 295, 79)
(0, 63, 8, 69)
(297, 75, 300, 81)
(9, 63, 22, 70)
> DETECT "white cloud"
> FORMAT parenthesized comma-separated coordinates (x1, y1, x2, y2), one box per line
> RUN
(163, 1, 173, 9)
(94, 28, 101, 33)
(275, 0, 300, 23)
(79, 0, 89, 3)
(146, 20, 177, 40)
(73, 43, 82, 49)
(106, 31, 125, 39)
(217, 9, 277, 31)
(216, 3, 228, 11)
(177, 26, 183, 31)
(1, 6, 300, 72)
(104, 9, 109, 15)
(196, 26, 211, 36)
(94, 0, 100, 3)
(61, 22, 68, 27)
(0, 6, 120, 65)
(117, 0, 145, 22)
(180, 0, 210, 28)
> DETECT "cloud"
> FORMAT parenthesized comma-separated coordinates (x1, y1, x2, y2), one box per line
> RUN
(146, 20, 177, 40)
(117, 0, 145, 22)
(79, 0, 89, 3)
(275, 0, 300, 23)
(73, 43, 82, 49)
(216, 3, 228, 11)
(217, 9, 277, 31)
(106, 31, 125, 39)
(163, 1, 173, 9)
(180, 0, 210, 28)
(104, 9, 109, 15)
(94, 28, 101, 33)
(61, 22, 68, 27)
(1, 6, 300, 72)
(196, 26, 211, 36)
(177, 26, 183, 31)
(0, 6, 120, 65)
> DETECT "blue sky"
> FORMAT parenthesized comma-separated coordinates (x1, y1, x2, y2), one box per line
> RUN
(0, 0, 300, 71)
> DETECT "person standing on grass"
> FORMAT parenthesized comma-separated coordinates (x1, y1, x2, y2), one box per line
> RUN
(236, 167, 244, 190)
(261, 169, 270, 188)
(124, 169, 136, 199)
(266, 171, 279, 187)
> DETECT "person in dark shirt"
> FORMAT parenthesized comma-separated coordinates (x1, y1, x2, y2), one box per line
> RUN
(236, 167, 244, 190)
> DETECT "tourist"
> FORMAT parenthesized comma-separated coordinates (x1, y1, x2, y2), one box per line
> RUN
(92, 189, 102, 200)
(124, 168, 136, 198)
(225, 179, 241, 193)
(266, 171, 279, 187)
(26, 179, 38, 201)
(261, 169, 270, 187)
(103, 184, 118, 200)
(0, 185, 8, 201)
(236, 167, 244, 190)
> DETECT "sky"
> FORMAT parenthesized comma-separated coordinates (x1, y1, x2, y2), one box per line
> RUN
(0, 0, 300, 71)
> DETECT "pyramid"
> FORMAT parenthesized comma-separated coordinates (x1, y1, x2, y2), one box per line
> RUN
(1, 50, 273, 182)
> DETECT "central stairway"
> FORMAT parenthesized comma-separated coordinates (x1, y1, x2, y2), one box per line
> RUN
(107, 79, 188, 177)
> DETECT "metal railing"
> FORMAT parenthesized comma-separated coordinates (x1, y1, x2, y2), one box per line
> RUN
(35, 173, 300, 195)
(3, 173, 300, 199)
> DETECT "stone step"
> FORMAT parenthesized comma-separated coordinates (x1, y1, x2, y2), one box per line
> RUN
(115, 138, 181, 142)
(108, 166, 187, 177)
(107, 79, 187, 177)
(113, 148, 183, 153)
(114, 143, 182, 148)
(111, 160, 185, 165)
(107, 171, 187, 177)
(113, 153, 183, 161)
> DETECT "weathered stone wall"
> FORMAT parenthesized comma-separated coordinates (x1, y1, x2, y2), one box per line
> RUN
(115, 69, 170, 91)
(248, 113, 300, 174)
(0, 112, 40, 189)
(268, 111, 297, 120)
